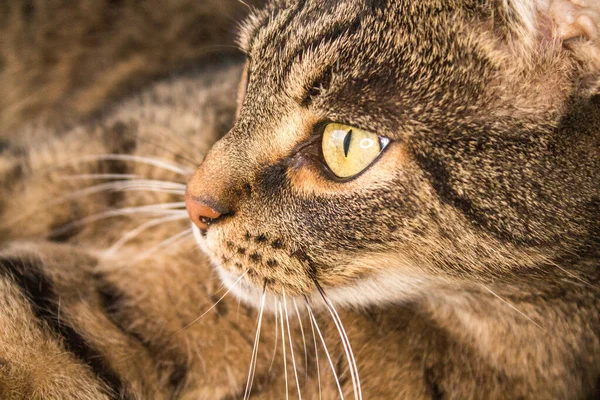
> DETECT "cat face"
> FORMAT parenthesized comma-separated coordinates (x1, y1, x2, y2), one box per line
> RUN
(186, 0, 599, 307)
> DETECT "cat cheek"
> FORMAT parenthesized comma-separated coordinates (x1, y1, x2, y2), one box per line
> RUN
(286, 144, 410, 197)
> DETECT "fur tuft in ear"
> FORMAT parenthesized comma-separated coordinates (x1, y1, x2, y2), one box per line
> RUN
(501, 0, 599, 43)
(548, 0, 599, 42)
(500, 0, 599, 92)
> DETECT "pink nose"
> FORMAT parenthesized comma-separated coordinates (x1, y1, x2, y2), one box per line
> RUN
(185, 190, 222, 230)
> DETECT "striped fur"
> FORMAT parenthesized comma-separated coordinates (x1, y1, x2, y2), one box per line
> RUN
(0, 0, 599, 399)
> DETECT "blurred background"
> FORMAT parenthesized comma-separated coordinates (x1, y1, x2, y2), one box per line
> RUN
(0, 0, 262, 136)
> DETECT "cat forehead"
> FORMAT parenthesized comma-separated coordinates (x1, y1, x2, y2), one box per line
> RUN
(237, 0, 577, 137)
(239, 0, 498, 92)
(239, 0, 488, 53)
(237, 0, 501, 135)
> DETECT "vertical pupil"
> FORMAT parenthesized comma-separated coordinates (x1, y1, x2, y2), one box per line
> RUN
(343, 129, 353, 157)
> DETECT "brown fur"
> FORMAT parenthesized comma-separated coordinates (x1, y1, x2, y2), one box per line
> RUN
(0, 0, 598, 399)
(0, 0, 262, 134)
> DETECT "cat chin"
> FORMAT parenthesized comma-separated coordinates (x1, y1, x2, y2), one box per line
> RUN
(318, 270, 428, 309)
(216, 267, 284, 312)
(193, 225, 430, 311)
(215, 261, 431, 316)
(216, 265, 429, 314)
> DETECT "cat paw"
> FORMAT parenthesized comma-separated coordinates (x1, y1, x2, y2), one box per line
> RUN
(549, 0, 600, 41)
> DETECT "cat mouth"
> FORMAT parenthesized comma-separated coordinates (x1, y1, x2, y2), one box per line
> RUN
(216, 267, 279, 310)
(191, 224, 313, 303)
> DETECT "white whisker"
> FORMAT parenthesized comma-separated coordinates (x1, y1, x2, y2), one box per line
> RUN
(50, 203, 187, 237)
(317, 286, 362, 400)
(306, 301, 344, 400)
(306, 301, 322, 400)
(66, 179, 186, 199)
(2, 181, 186, 229)
(283, 289, 302, 400)
(293, 298, 309, 386)
(237, 0, 251, 9)
(546, 260, 597, 288)
(133, 228, 193, 262)
(479, 284, 544, 330)
(244, 287, 267, 400)
(51, 179, 185, 209)
(172, 271, 248, 336)
(279, 302, 289, 400)
(79, 154, 194, 176)
(121, 187, 186, 195)
(105, 214, 190, 256)
(270, 300, 279, 374)
(134, 136, 200, 168)
(114, 179, 186, 189)
(60, 173, 140, 181)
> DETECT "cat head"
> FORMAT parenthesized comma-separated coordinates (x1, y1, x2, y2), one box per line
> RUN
(186, 0, 600, 308)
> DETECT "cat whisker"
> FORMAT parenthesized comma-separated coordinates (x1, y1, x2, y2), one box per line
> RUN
(279, 301, 289, 400)
(49, 203, 187, 238)
(306, 300, 323, 400)
(59, 173, 140, 181)
(283, 289, 303, 400)
(135, 136, 201, 168)
(133, 228, 193, 262)
(236, 0, 251, 10)
(315, 283, 362, 400)
(51, 179, 185, 208)
(292, 298, 309, 386)
(121, 187, 186, 196)
(305, 298, 344, 400)
(479, 284, 544, 330)
(92, 179, 186, 191)
(269, 300, 279, 374)
(79, 154, 193, 176)
(116, 182, 186, 191)
(172, 270, 248, 336)
(243, 284, 267, 400)
(546, 260, 597, 289)
(105, 213, 190, 256)
(236, 294, 242, 323)
(1, 180, 186, 229)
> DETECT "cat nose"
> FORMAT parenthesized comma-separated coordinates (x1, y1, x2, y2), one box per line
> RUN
(185, 190, 223, 231)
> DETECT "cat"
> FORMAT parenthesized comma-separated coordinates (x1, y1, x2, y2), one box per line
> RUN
(1, 0, 599, 399)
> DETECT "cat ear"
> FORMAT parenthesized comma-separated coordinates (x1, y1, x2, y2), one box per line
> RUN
(503, 0, 599, 44)
(502, 0, 600, 91)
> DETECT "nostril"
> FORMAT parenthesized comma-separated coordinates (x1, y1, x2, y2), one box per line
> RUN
(185, 190, 224, 231)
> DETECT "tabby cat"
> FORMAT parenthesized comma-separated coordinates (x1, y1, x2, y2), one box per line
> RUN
(0, 0, 599, 399)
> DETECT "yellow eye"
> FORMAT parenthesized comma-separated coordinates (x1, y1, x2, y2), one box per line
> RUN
(322, 123, 389, 179)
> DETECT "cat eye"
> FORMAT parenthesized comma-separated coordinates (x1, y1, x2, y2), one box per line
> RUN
(321, 123, 389, 179)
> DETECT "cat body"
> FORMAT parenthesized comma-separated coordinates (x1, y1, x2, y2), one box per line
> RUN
(0, 0, 599, 399)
